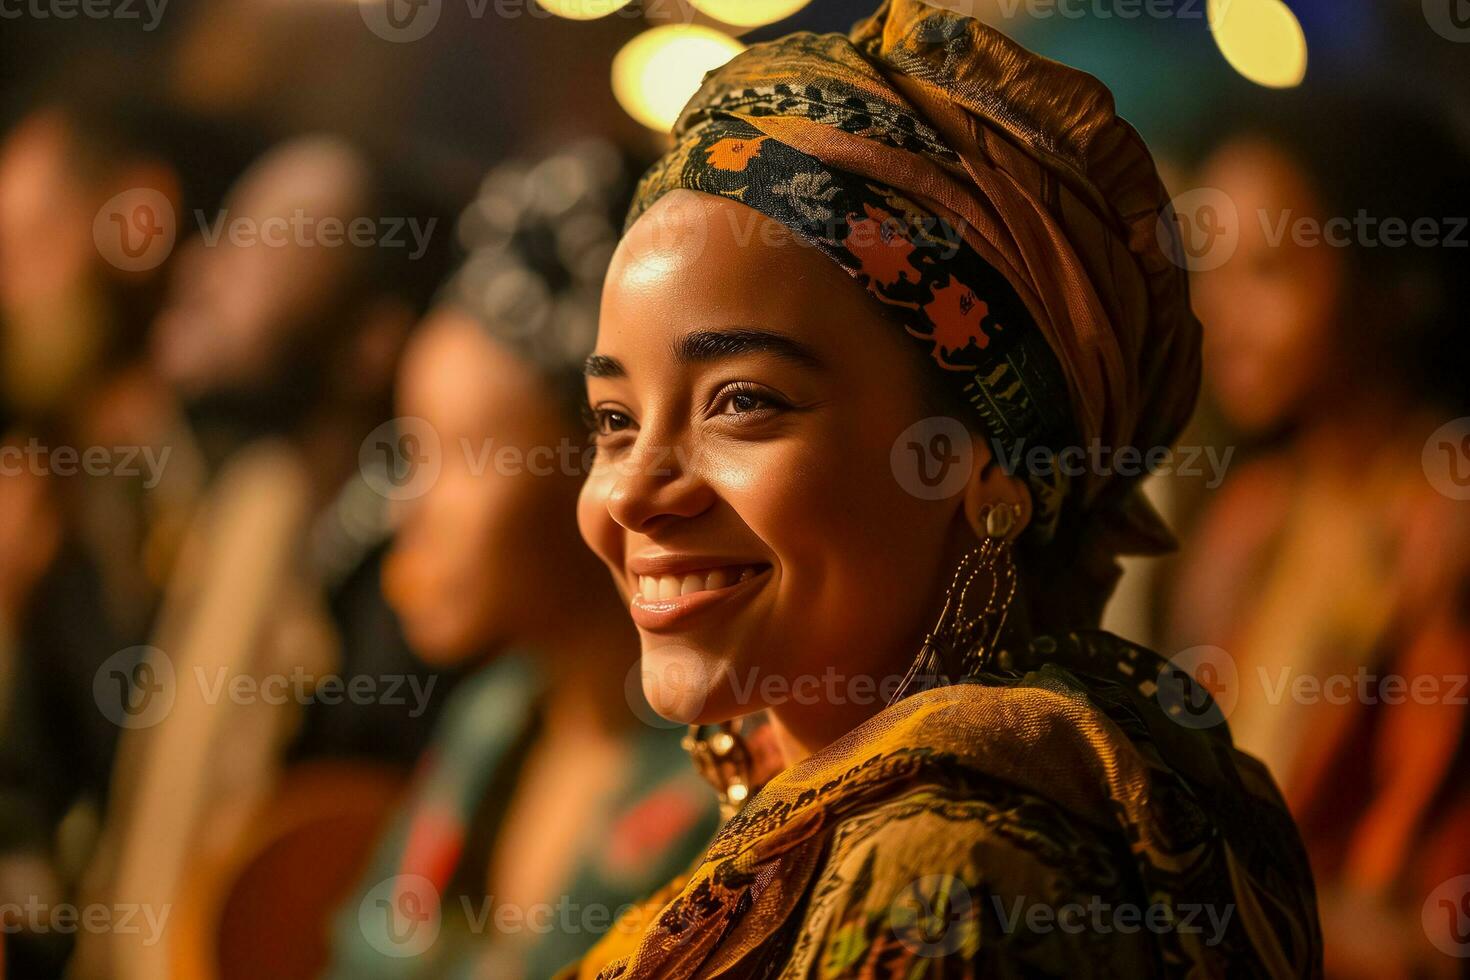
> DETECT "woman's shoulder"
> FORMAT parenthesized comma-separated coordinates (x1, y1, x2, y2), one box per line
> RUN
(723, 630, 1298, 877)
(562, 635, 1321, 979)
(749, 632, 1321, 977)
(781, 781, 1160, 977)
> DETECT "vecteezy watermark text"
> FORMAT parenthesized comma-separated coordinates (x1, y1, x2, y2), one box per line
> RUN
(195, 209, 438, 261)
(191, 666, 437, 717)
(887, 874, 1235, 960)
(0, 0, 166, 30)
(357, 0, 709, 44)
(94, 646, 437, 730)
(356, 874, 649, 959)
(1155, 645, 1470, 731)
(1256, 666, 1469, 707)
(1, 438, 170, 488)
(994, 438, 1234, 489)
(989, 894, 1235, 947)
(93, 193, 440, 273)
(0, 899, 170, 945)
(1162, 187, 1469, 272)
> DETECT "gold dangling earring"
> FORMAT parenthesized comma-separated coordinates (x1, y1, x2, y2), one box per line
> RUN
(888, 502, 1021, 706)
(681, 718, 753, 821)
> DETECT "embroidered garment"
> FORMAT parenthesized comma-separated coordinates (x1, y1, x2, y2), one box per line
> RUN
(562, 633, 1322, 979)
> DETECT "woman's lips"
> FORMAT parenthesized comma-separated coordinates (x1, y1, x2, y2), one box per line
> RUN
(628, 563, 771, 632)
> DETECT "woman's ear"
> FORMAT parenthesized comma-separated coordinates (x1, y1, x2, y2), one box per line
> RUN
(960, 434, 1031, 541)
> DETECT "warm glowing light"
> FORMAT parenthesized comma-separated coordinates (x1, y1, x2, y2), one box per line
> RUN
(687, 0, 811, 29)
(612, 26, 746, 133)
(1208, 0, 1307, 89)
(532, 0, 633, 19)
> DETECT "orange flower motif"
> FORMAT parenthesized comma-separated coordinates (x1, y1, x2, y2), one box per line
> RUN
(705, 135, 770, 172)
(844, 204, 918, 288)
(925, 277, 997, 361)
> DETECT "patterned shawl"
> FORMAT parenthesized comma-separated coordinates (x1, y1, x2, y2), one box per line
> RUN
(627, 0, 1201, 619)
(560, 633, 1322, 978)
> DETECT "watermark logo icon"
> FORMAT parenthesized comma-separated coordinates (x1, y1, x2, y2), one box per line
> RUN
(360, 417, 442, 500)
(359, 0, 441, 42)
(1423, 417, 1470, 500)
(891, 416, 973, 500)
(630, 645, 717, 726)
(890, 874, 974, 958)
(1422, 875, 1470, 958)
(1424, 0, 1470, 41)
(94, 188, 176, 272)
(1159, 188, 1239, 272)
(93, 646, 175, 729)
(624, 658, 693, 730)
(359, 874, 441, 958)
(1154, 645, 1238, 730)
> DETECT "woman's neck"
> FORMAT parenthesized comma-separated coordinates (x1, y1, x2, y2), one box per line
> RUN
(765, 711, 816, 766)
(765, 690, 891, 766)
(764, 565, 1032, 766)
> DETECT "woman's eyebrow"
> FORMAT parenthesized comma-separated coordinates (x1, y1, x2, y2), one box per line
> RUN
(583, 354, 624, 378)
(583, 329, 822, 378)
(673, 328, 823, 368)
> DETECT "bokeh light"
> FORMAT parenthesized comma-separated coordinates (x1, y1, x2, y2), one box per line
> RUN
(532, 0, 634, 20)
(687, 0, 812, 29)
(612, 25, 746, 132)
(1208, 0, 1308, 89)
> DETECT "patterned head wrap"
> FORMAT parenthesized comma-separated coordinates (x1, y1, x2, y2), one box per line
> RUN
(627, 0, 1201, 615)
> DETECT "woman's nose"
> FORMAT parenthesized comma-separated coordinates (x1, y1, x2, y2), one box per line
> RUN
(604, 435, 716, 534)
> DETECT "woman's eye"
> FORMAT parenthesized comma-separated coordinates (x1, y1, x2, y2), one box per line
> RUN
(588, 407, 635, 436)
(726, 392, 762, 414)
(714, 385, 786, 417)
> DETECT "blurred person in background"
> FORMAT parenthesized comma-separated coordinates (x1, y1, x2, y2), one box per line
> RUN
(0, 62, 255, 978)
(69, 134, 455, 980)
(327, 143, 719, 980)
(1169, 91, 1470, 978)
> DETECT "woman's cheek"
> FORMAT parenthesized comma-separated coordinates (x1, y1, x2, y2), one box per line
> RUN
(708, 439, 830, 547)
(576, 462, 624, 573)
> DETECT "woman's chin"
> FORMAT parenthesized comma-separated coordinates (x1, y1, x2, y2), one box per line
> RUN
(645, 692, 704, 726)
(639, 642, 734, 725)
(641, 671, 716, 725)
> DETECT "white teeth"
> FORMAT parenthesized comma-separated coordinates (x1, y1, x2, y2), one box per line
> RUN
(635, 565, 764, 601)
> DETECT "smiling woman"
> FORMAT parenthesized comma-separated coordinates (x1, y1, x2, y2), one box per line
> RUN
(567, 1, 1323, 977)
(582, 194, 1005, 745)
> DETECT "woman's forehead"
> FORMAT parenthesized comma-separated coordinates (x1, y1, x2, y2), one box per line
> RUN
(601, 194, 883, 349)
(612, 193, 844, 286)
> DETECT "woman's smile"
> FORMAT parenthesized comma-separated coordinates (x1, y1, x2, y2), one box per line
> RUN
(627, 555, 773, 632)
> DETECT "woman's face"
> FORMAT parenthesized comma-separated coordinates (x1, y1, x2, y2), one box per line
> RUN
(384, 309, 582, 665)
(578, 191, 973, 731)
(1192, 138, 1344, 434)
